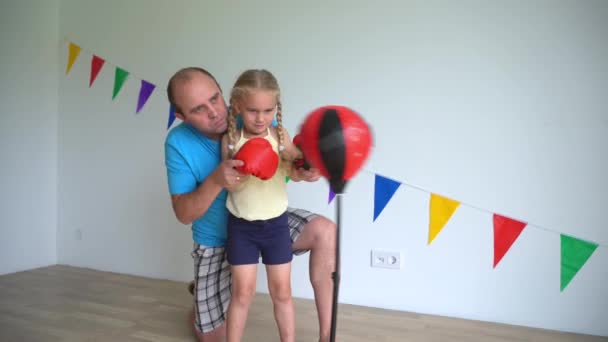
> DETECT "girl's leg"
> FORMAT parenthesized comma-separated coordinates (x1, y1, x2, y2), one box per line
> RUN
(226, 264, 257, 342)
(266, 263, 295, 342)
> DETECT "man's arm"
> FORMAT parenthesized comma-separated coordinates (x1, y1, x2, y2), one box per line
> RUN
(171, 159, 245, 224)
(166, 134, 245, 225)
(171, 167, 222, 225)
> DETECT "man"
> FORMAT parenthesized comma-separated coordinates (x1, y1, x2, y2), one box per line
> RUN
(165, 67, 336, 342)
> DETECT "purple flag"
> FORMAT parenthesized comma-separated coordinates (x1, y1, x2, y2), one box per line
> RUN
(329, 187, 336, 204)
(136, 80, 155, 113)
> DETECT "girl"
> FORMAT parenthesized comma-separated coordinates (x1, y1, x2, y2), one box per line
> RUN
(221, 69, 302, 342)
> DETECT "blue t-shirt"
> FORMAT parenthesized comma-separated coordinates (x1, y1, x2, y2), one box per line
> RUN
(165, 122, 228, 246)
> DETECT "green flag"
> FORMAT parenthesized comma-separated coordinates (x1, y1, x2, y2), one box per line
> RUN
(561, 234, 598, 292)
(112, 67, 129, 100)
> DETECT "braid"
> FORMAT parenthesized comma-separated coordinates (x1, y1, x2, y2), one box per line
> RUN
(227, 97, 239, 158)
(275, 100, 285, 159)
(228, 69, 286, 160)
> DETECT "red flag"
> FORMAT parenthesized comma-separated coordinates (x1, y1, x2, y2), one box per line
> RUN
(493, 214, 527, 268)
(89, 55, 105, 87)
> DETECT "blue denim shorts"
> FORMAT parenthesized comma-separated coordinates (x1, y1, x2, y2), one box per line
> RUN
(226, 211, 293, 265)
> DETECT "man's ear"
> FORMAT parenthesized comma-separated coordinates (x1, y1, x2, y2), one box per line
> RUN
(174, 111, 186, 121)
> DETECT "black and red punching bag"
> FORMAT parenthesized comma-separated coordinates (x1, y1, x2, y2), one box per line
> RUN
(298, 105, 372, 342)
(298, 105, 372, 193)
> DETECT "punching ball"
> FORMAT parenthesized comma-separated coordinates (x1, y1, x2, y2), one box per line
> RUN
(297, 105, 372, 342)
(298, 105, 372, 193)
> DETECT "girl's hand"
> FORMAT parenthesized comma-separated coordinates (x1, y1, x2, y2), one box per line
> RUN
(290, 166, 321, 182)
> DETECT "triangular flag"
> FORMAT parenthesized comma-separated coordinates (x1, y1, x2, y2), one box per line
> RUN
(329, 187, 336, 204)
(112, 67, 129, 100)
(66, 42, 81, 74)
(136, 80, 156, 113)
(167, 104, 176, 130)
(89, 55, 105, 87)
(560, 234, 598, 291)
(428, 193, 460, 244)
(373, 174, 401, 221)
(285, 176, 290, 183)
(493, 214, 527, 268)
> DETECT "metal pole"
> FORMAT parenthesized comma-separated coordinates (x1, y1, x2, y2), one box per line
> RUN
(329, 194, 342, 342)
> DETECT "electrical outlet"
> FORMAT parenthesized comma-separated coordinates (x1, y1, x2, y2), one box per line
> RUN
(75, 229, 83, 241)
(371, 250, 400, 269)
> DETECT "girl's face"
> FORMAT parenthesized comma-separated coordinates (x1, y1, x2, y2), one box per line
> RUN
(238, 90, 277, 136)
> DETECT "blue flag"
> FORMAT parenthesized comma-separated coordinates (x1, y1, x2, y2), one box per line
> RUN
(167, 104, 176, 129)
(374, 174, 401, 221)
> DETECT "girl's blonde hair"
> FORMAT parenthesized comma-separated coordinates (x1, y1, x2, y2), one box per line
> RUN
(227, 69, 285, 158)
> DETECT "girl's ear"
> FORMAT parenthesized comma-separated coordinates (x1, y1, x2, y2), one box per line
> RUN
(232, 99, 242, 114)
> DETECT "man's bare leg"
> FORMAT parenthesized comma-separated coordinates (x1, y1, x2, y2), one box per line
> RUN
(291, 216, 336, 342)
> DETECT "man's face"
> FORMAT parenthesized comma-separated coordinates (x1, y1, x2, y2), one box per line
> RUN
(173, 73, 228, 140)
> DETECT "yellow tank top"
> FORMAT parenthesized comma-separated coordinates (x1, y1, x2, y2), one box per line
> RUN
(226, 128, 288, 221)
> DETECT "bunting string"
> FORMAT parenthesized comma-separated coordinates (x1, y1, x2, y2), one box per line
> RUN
(64, 41, 158, 114)
(63, 38, 604, 292)
(356, 168, 603, 291)
(360, 168, 607, 248)
(65, 41, 158, 87)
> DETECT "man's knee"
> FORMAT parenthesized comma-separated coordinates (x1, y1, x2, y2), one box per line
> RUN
(196, 327, 225, 342)
(193, 322, 226, 342)
(309, 217, 336, 247)
(190, 304, 226, 342)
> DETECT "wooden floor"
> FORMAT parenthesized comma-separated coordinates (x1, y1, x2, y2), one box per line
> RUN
(0, 265, 605, 342)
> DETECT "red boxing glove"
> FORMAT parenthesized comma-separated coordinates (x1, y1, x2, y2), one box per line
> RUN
(293, 133, 303, 147)
(233, 137, 279, 180)
(292, 134, 311, 171)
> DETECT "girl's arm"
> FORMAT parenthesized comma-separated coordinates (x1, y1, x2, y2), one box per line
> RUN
(275, 127, 307, 181)
(275, 127, 302, 162)
(220, 133, 231, 161)
(221, 132, 248, 191)
(288, 162, 303, 181)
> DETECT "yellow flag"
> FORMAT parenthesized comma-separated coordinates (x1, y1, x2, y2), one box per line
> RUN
(66, 43, 81, 74)
(428, 193, 460, 244)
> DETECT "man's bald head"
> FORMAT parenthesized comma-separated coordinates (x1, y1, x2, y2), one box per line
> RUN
(167, 67, 222, 114)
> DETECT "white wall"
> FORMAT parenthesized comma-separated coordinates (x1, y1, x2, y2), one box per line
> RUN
(57, 0, 608, 336)
(0, 1, 59, 275)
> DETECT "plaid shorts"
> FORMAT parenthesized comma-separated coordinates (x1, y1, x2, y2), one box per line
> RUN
(191, 207, 318, 333)
(286, 207, 318, 255)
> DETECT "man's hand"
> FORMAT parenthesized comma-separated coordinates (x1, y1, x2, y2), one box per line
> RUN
(212, 159, 249, 191)
(171, 159, 248, 225)
(291, 166, 322, 182)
